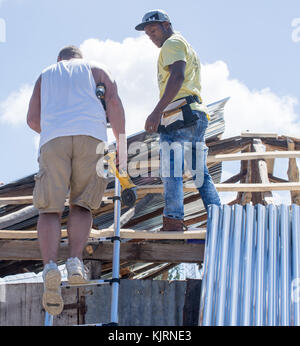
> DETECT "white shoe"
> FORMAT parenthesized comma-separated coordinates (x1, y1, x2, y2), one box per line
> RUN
(66, 257, 89, 285)
(42, 261, 64, 316)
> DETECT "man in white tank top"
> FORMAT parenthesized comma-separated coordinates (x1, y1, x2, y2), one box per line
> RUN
(27, 45, 126, 315)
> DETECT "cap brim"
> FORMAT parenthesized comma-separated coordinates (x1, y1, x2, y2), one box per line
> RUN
(135, 20, 164, 31)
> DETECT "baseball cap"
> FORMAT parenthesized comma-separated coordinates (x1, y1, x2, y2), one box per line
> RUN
(135, 9, 171, 31)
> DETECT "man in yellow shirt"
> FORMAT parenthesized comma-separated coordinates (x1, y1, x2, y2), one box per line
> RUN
(135, 10, 221, 231)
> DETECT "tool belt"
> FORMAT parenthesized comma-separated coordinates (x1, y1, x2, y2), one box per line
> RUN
(158, 95, 202, 134)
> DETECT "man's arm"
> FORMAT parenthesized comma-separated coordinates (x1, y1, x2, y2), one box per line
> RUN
(145, 60, 186, 133)
(91, 66, 126, 167)
(27, 75, 41, 133)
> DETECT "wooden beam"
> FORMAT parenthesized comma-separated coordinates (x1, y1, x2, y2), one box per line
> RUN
(2, 181, 300, 206)
(241, 132, 278, 138)
(207, 150, 300, 163)
(287, 139, 300, 205)
(0, 240, 205, 263)
(265, 144, 275, 175)
(137, 150, 300, 167)
(237, 145, 252, 205)
(221, 170, 246, 184)
(0, 228, 206, 240)
(215, 183, 300, 192)
(0, 196, 34, 206)
(0, 196, 112, 207)
(251, 139, 274, 205)
(268, 174, 289, 183)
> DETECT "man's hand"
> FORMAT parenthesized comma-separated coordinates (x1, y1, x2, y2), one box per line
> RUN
(144, 60, 186, 134)
(144, 110, 162, 133)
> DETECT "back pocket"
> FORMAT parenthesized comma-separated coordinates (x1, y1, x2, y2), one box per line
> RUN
(33, 169, 49, 209)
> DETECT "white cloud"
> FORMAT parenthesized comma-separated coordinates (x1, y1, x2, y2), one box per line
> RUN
(80, 35, 159, 141)
(0, 84, 32, 126)
(2, 36, 299, 141)
(201, 60, 300, 138)
(1, 35, 299, 193)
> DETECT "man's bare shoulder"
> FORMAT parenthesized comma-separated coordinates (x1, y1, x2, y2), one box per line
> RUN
(89, 60, 112, 75)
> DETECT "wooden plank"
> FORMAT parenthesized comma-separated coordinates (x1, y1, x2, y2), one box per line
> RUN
(252, 139, 274, 205)
(0, 196, 112, 207)
(238, 145, 252, 205)
(183, 279, 202, 326)
(95, 228, 206, 240)
(0, 240, 205, 263)
(215, 183, 300, 192)
(207, 150, 300, 163)
(0, 196, 34, 206)
(3, 181, 300, 206)
(132, 150, 300, 166)
(287, 139, 300, 205)
(0, 282, 79, 326)
(139, 183, 300, 193)
(0, 228, 206, 240)
(241, 132, 278, 138)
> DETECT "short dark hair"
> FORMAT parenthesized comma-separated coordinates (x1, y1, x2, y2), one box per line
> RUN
(58, 45, 83, 60)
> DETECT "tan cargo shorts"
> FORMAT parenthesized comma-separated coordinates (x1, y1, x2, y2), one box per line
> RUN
(33, 135, 108, 213)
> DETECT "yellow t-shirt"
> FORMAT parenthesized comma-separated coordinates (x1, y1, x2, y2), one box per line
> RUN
(157, 33, 210, 119)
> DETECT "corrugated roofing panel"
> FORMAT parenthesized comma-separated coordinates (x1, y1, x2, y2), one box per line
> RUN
(200, 204, 300, 326)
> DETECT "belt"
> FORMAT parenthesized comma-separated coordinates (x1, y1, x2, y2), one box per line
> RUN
(174, 95, 202, 105)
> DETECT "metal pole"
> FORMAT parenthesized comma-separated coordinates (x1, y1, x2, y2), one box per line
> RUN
(110, 176, 121, 325)
(44, 311, 53, 326)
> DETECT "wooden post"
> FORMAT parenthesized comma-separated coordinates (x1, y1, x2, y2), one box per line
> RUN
(237, 144, 252, 205)
(251, 139, 274, 205)
(287, 139, 300, 205)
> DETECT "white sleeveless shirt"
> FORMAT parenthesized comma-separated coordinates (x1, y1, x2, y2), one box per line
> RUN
(39, 59, 107, 152)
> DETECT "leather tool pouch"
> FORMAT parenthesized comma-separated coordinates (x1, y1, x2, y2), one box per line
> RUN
(158, 96, 201, 134)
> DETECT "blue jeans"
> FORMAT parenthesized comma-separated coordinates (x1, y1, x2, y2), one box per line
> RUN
(159, 111, 221, 220)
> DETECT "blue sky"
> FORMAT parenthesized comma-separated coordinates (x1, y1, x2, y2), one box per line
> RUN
(0, 0, 299, 199)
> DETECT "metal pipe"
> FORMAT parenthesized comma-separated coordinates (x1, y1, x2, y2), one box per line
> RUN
(44, 311, 53, 326)
(110, 177, 121, 325)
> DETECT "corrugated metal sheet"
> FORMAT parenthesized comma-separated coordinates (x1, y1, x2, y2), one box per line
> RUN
(0, 97, 228, 277)
(199, 204, 300, 326)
